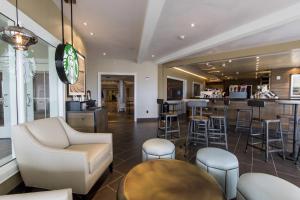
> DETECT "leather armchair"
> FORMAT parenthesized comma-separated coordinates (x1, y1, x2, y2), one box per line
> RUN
(12, 117, 113, 195)
(0, 189, 72, 200)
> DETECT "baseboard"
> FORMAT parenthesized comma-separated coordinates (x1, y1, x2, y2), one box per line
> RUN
(136, 118, 158, 122)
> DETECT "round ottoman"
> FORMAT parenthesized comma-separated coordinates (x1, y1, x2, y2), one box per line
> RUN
(196, 147, 239, 200)
(142, 138, 175, 161)
(237, 173, 300, 200)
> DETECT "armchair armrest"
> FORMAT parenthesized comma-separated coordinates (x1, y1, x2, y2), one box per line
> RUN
(0, 189, 72, 200)
(58, 117, 112, 145)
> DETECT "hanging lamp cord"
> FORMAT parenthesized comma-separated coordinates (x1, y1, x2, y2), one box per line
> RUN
(61, 0, 65, 44)
(71, 0, 74, 45)
(16, 0, 19, 26)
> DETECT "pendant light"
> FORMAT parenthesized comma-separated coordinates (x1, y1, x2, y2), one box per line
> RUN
(0, 0, 38, 50)
(55, 0, 79, 85)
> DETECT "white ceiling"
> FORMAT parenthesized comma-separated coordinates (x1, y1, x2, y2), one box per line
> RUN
(52, 0, 300, 63)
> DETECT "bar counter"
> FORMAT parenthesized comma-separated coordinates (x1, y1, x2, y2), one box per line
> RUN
(185, 98, 300, 158)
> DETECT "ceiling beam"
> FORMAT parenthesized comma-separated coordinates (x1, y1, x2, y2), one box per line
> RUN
(156, 2, 300, 64)
(137, 0, 166, 63)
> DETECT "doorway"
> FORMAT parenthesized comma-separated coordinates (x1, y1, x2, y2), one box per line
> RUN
(99, 74, 135, 122)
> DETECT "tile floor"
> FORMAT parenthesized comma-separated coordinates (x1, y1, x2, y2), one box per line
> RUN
(91, 117, 300, 200)
(9, 114, 300, 199)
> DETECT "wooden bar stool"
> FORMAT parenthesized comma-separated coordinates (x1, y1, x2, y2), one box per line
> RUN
(235, 108, 252, 132)
(263, 119, 285, 161)
(245, 100, 265, 153)
(185, 101, 209, 156)
(208, 115, 228, 150)
(157, 101, 180, 139)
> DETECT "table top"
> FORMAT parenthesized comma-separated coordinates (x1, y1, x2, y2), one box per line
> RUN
(277, 100, 300, 105)
(117, 159, 224, 200)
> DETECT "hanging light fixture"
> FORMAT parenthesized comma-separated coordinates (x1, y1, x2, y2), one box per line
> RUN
(0, 0, 38, 50)
(55, 0, 79, 85)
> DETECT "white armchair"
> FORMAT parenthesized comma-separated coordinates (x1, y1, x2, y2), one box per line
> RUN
(0, 189, 72, 200)
(12, 117, 113, 195)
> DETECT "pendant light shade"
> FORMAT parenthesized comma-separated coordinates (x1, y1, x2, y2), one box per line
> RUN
(0, 25, 38, 50)
(0, 0, 38, 50)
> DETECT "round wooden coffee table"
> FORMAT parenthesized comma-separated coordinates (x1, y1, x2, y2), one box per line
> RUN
(117, 159, 224, 200)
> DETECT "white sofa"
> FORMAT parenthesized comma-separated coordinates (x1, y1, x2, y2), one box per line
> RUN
(0, 189, 72, 200)
(12, 117, 113, 195)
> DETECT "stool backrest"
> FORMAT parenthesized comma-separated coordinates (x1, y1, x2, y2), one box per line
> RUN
(187, 100, 208, 116)
(247, 100, 265, 107)
(157, 99, 164, 114)
(163, 102, 169, 113)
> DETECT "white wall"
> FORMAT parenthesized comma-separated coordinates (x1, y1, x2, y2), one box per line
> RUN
(86, 50, 158, 119)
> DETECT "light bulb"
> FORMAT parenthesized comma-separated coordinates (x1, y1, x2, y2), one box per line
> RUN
(16, 34, 23, 44)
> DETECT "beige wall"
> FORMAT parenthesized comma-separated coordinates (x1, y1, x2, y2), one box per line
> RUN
(86, 47, 158, 119)
(158, 66, 206, 100)
(8, 0, 86, 56)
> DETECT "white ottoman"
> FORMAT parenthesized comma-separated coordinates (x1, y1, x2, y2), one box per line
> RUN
(237, 173, 300, 200)
(196, 147, 239, 200)
(142, 138, 175, 161)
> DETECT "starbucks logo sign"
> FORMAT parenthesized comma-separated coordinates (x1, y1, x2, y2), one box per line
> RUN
(55, 43, 79, 84)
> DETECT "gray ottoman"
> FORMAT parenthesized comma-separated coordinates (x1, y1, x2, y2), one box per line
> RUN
(142, 138, 175, 161)
(237, 173, 300, 200)
(196, 147, 239, 200)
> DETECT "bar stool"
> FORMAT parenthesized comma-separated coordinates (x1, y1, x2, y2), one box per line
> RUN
(245, 100, 265, 153)
(208, 115, 228, 150)
(295, 117, 300, 164)
(157, 101, 180, 139)
(235, 108, 252, 132)
(277, 114, 294, 154)
(263, 119, 285, 161)
(245, 100, 285, 161)
(186, 101, 209, 146)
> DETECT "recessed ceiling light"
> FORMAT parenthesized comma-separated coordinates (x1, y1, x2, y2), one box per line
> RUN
(228, 59, 232, 63)
(206, 62, 209, 66)
(256, 56, 260, 59)
(151, 54, 155, 58)
(190, 23, 195, 28)
(222, 63, 226, 67)
(102, 52, 106, 56)
(83, 22, 87, 26)
(178, 35, 185, 40)
(90, 32, 94, 36)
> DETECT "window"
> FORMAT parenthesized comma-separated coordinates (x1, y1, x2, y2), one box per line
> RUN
(291, 74, 300, 98)
(0, 14, 16, 167)
(25, 39, 59, 121)
(167, 78, 183, 100)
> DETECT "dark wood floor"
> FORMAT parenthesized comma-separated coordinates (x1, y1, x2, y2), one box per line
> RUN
(91, 116, 300, 200)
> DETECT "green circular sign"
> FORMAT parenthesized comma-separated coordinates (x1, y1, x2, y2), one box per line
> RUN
(55, 43, 79, 84)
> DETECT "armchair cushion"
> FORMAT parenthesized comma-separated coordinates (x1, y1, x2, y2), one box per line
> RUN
(67, 144, 111, 174)
(0, 189, 72, 200)
(25, 118, 69, 149)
